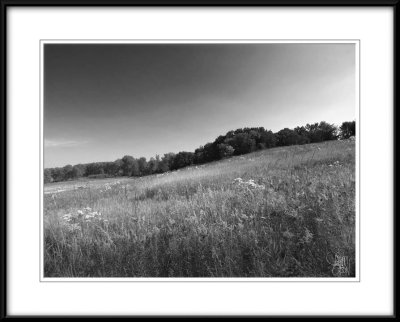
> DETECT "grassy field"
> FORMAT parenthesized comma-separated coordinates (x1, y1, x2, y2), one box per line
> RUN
(44, 140, 356, 278)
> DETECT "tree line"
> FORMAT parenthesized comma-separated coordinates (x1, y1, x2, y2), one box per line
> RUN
(44, 120, 355, 183)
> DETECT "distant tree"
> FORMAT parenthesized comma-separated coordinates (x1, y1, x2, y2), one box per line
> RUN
(318, 121, 338, 141)
(234, 128, 244, 135)
(72, 164, 85, 178)
(113, 159, 124, 176)
(51, 167, 65, 182)
(217, 143, 235, 159)
(159, 153, 175, 172)
(103, 162, 110, 175)
(248, 129, 262, 145)
(138, 157, 148, 175)
(305, 123, 323, 142)
(294, 125, 307, 136)
(259, 130, 277, 148)
(171, 152, 194, 170)
(275, 128, 305, 146)
(225, 130, 235, 139)
(85, 163, 105, 176)
(61, 165, 72, 180)
(214, 135, 226, 145)
(155, 155, 161, 172)
(194, 146, 205, 164)
(294, 126, 311, 144)
(226, 133, 256, 155)
(147, 157, 159, 175)
(203, 142, 219, 162)
(121, 155, 135, 176)
(131, 159, 140, 176)
(44, 169, 53, 183)
(158, 158, 168, 172)
(339, 121, 356, 139)
(305, 121, 338, 142)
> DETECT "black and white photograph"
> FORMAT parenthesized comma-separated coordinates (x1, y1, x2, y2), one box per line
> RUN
(42, 41, 358, 278)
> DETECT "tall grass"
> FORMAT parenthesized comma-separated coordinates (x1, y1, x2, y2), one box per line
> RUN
(44, 140, 356, 277)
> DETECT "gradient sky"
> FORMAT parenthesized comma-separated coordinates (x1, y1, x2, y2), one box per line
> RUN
(44, 43, 355, 168)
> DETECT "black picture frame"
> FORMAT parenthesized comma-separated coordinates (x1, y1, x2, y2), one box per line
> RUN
(0, 0, 397, 318)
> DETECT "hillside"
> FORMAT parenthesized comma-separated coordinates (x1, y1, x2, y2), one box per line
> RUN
(44, 140, 356, 277)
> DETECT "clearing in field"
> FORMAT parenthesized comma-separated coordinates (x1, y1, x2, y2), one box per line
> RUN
(43, 140, 356, 278)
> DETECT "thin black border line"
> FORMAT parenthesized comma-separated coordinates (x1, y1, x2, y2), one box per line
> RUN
(356, 40, 361, 284)
(394, 5, 397, 320)
(39, 40, 43, 287)
(40, 39, 362, 41)
(39, 39, 361, 284)
(2, 2, 396, 319)
(1, 1, 6, 321)
(0, 0, 399, 6)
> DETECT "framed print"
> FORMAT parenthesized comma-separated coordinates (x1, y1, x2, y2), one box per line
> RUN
(1, 0, 396, 318)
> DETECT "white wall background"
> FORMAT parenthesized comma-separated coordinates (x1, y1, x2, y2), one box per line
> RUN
(7, 7, 393, 316)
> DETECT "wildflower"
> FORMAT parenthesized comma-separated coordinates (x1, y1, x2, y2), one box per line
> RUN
(62, 214, 72, 222)
(233, 177, 265, 190)
(62, 207, 107, 231)
(102, 184, 112, 191)
(334, 161, 341, 167)
(67, 223, 81, 232)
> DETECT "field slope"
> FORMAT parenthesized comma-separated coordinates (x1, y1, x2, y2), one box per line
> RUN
(44, 140, 356, 277)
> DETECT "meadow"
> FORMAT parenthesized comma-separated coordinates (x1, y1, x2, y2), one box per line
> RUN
(44, 140, 356, 278)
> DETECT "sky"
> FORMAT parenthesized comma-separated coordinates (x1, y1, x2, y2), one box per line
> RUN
(44, 43, 355, 168)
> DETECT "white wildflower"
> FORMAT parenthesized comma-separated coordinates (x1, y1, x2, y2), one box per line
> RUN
(233, 177, 265, 190)
(67, 223, 81, 232)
